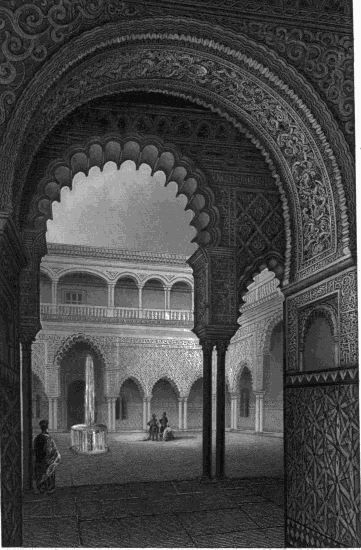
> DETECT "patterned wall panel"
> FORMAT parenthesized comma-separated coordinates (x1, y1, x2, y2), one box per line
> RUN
(285, 378, 360, 547)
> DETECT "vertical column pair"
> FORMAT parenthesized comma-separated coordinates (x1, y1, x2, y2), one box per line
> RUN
(201, 339, 229, 480)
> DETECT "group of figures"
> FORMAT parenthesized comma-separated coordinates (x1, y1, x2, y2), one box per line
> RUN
(147, 412, 174, 441)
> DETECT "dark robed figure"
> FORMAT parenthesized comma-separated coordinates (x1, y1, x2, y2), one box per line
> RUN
(33, 419, 61, 494)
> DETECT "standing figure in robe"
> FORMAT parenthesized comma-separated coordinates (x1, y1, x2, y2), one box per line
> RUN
(33, 419, 61, 494)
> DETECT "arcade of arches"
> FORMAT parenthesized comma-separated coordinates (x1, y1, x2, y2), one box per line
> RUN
(0, 1, 359, 548)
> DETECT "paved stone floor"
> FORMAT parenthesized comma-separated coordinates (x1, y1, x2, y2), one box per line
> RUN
(23, 477, 285, 547)
(54, 430, 284, 485)
(23, 431, 285, 547)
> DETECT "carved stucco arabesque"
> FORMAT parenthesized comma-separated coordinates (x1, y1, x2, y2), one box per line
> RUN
(22, 39, 344, 282)
(0, 1, 353, 149)
(0, 19, 351, 285)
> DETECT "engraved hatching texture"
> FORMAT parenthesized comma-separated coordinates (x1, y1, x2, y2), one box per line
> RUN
(116, 344, 202, 397)
(0, 0, 353, 147)
(24, 45, 339, 277)
(286, 268, 357, 371)
(285, 383, 360, 547)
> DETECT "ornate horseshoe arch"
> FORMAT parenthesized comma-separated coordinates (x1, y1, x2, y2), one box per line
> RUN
(26, 134, 220, 248)
(53, 332, 107, 368)
(2, 18, 352, 284)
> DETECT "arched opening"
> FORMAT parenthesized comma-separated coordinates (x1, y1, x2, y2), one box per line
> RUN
(67, 379, 85, 428)
(115, 277, 139, 308)
(58, 342, 105, 431)
(117, 379, 143, 430)
(237, 367, 254, 430)
(263, 321, 283, 433)
(58, 272, 107, 306)
(188, 378, 203, 429)
(0, 14, 354, 547)
(39, 272, 52, 303)
(151, 378, 179, 427)
(303, 314, 336, 371)
(142, 279, 165, 310)
(170, 281, 192, 310)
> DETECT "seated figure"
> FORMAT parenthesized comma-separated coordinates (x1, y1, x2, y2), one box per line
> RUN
(163, 425, 174, 441)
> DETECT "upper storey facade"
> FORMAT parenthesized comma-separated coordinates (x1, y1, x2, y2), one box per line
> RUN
(40, 243, 194, 330)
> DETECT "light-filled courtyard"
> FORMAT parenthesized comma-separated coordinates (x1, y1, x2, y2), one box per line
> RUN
(53, 430, 283, 487)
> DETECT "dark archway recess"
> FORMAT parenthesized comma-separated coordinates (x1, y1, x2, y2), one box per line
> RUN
(151, 379, 179, 427)
(67, 380, 85, 429)
(188, 378, 203, 429)
(238, 367, 254, 431)
(59, 342, 105, 431)
(118, 379, 143, 430)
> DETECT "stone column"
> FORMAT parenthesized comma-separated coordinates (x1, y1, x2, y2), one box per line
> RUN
(48, 398, 58, 431)
(51, 279, 58, 313)
(107, 283, 115, 308)
(230, 393, 237, 430)
(178, 397, 183, 429)
(216, 341, 228, 479)
(255, 391, 265, 433)
(21, 339, 34, 490)
(147, 395, 151, 423)
(233, 394, 239, 430)
(143, 397, 148, 431)
(201, 340, 213, 479)
(183, 397, 188, 431)
(111, 397, 116, 432)
(107, 397, 112, 431)
(138, 285, 143, 318)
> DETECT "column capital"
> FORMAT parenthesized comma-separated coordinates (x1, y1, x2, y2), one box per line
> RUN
(215, 340, 229, 354)
(254, 390, 266, 397)
(200, 339, 214, 354)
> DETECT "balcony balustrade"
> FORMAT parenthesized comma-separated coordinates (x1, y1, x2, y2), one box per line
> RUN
(40, 303, 194, 326)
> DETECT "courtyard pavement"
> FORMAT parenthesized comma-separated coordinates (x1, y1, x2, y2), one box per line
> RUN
(54, 430, 284, 486)
(23, 477, 285, 547)
(23, 431, 285, 547)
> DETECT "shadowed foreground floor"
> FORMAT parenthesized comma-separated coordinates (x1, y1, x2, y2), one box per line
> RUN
(23, 477, 285, 547)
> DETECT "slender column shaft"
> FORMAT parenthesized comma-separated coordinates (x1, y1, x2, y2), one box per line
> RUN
(183, 398, 188, 431)
(147, 397, 151, 423)
(255, 392, 265, 433)
(51, 280, 58, 305)
(178, 398, 183, 429)
(21, 340, 33, 490)
(107, 283, 115, 308)
(52, 398, 58, 431)
(138, 287, 143, 310)
(111, 398, 116, 432)
(108, 398, 112, 430)
(233, 396, 238, 430)
(202, 340, 213, 479)
(216, 341, 228, 479)
(143, 398, 147, 430)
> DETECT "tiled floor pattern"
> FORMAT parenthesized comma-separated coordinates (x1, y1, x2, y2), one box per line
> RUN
(53, 430, 283, 486)
(23, 477, 285, 547)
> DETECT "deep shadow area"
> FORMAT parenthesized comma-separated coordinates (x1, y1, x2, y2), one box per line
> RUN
(23, 477, 284, 547)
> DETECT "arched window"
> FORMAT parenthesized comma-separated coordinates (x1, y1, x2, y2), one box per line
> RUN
(240, 388, 250, 417)
(115, 397, 120, 420)
(303, 311, 336, 371)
